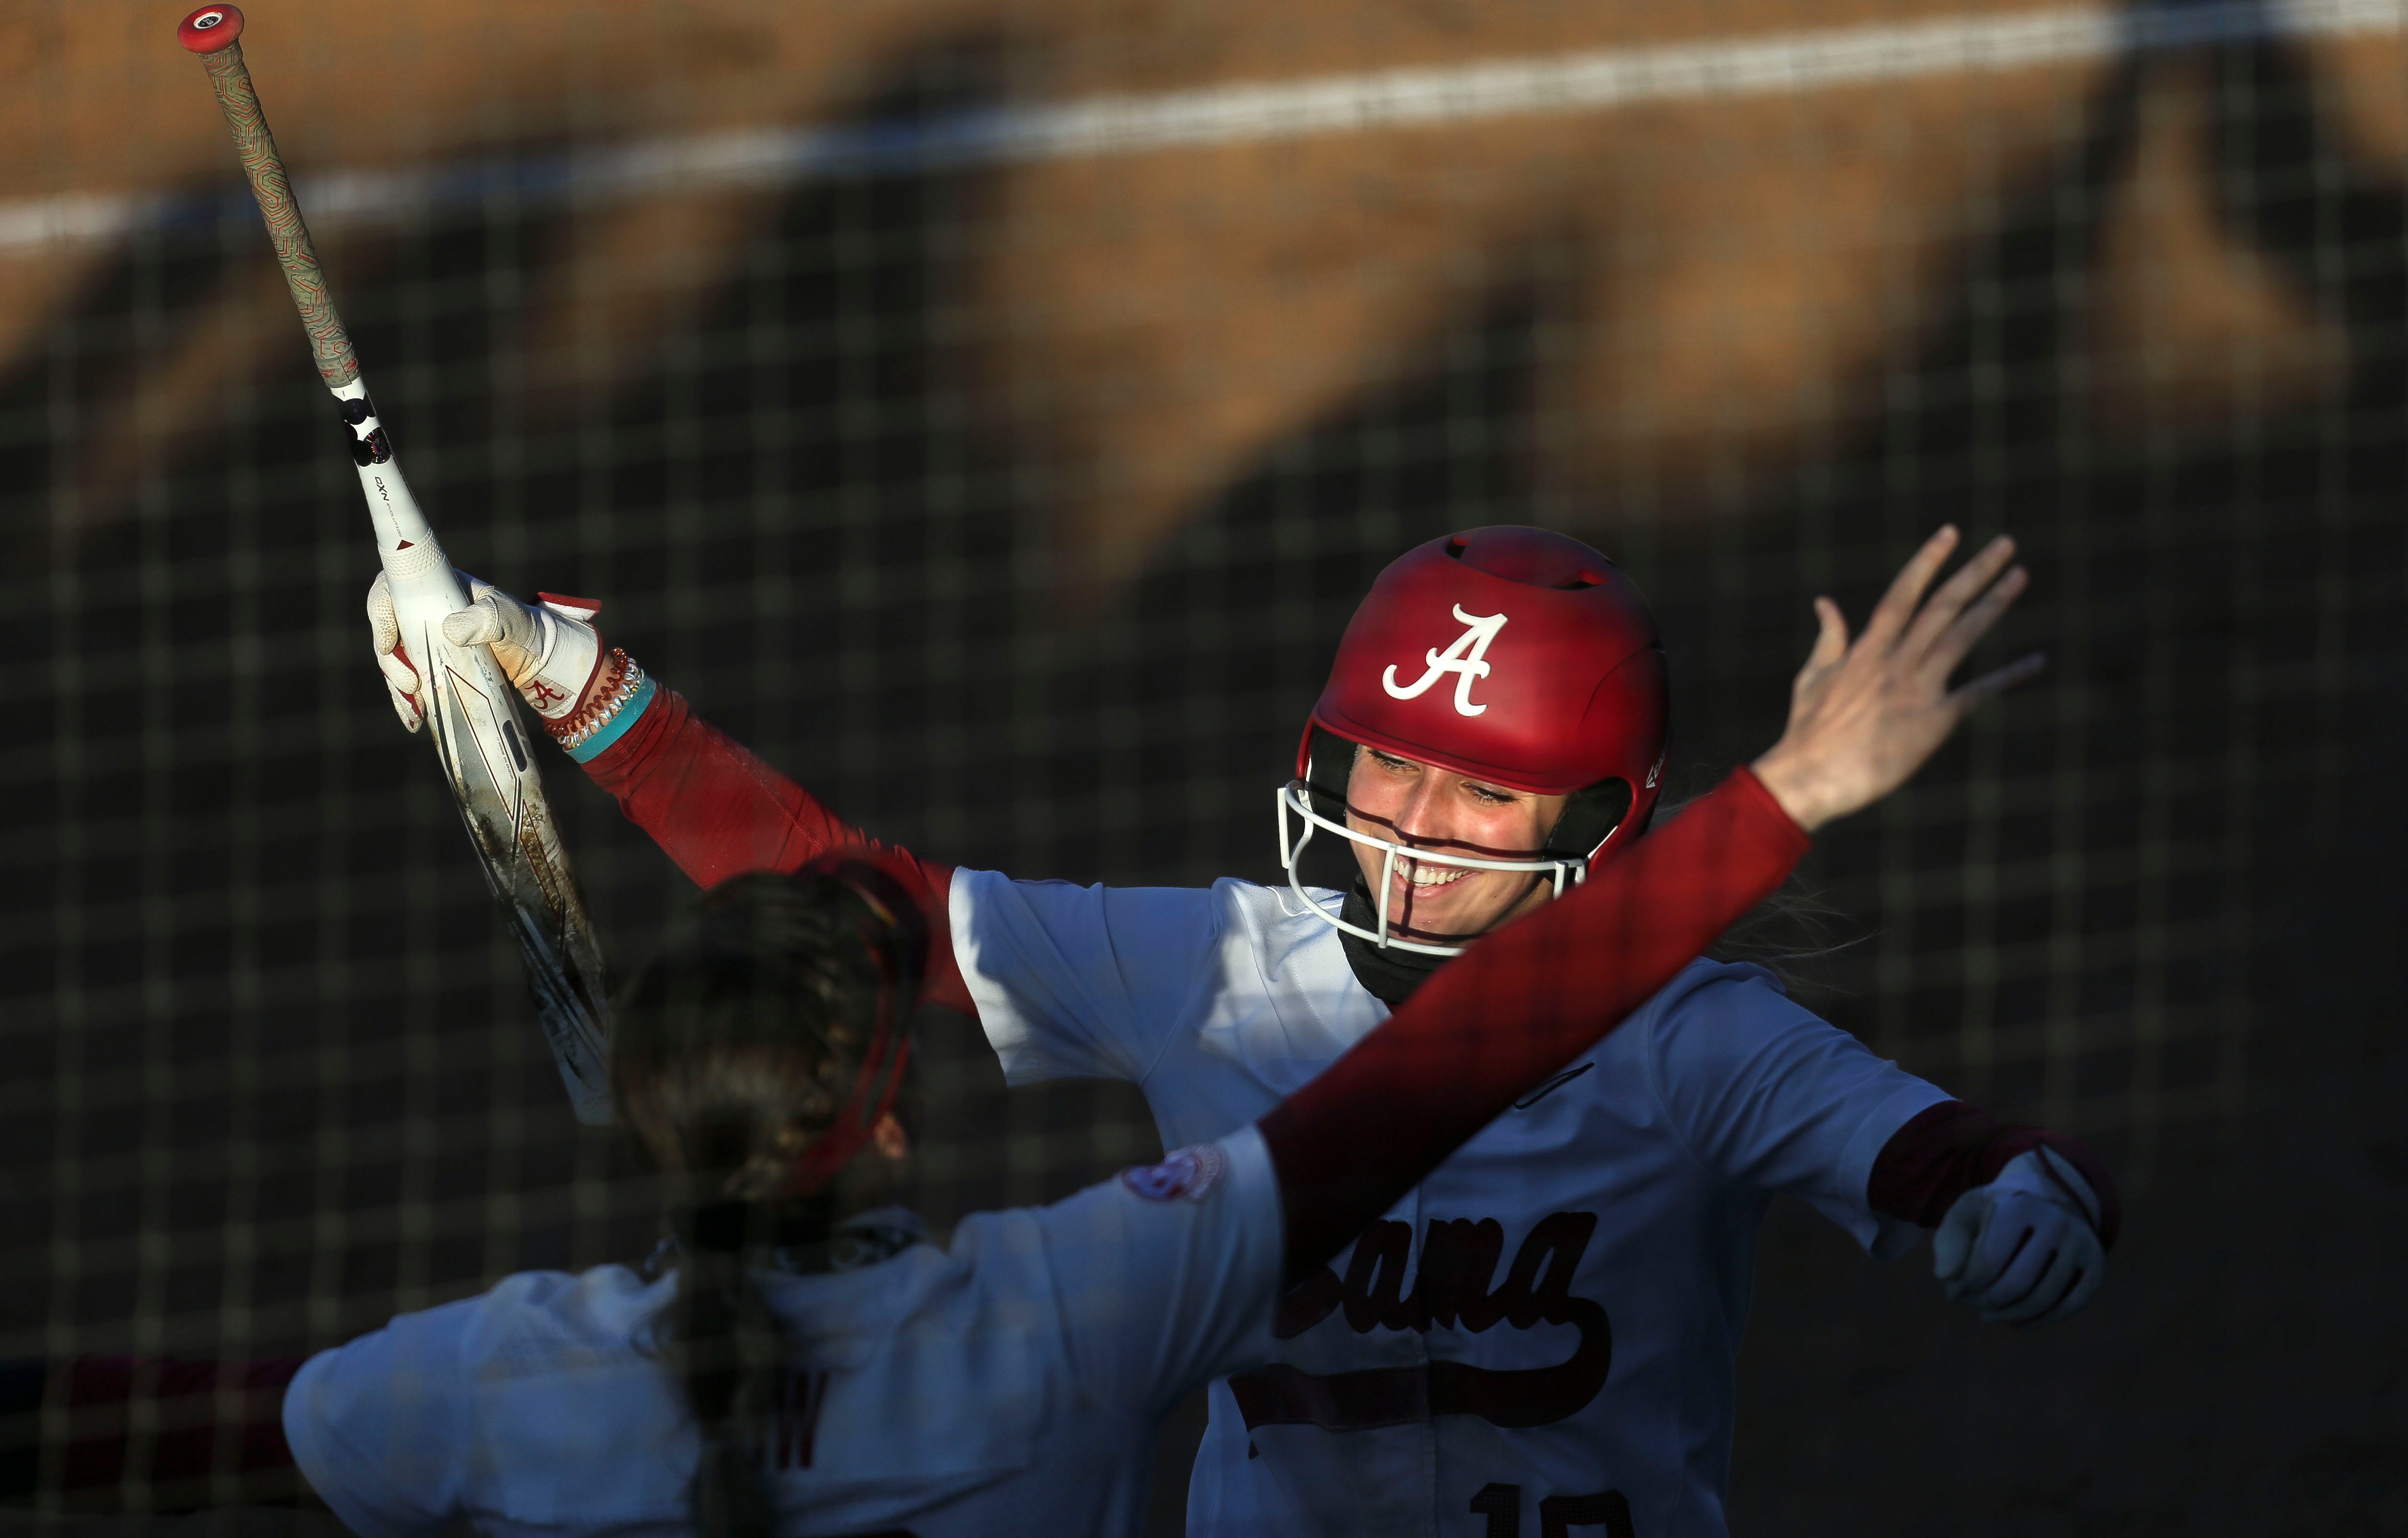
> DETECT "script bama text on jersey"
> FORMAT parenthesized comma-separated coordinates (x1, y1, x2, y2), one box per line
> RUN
(1231, 1211, 1609, 1433)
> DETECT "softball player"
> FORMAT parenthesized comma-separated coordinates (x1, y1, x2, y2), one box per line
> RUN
(361, 524, 2113, 1537)
(12, 543, 1997, 1532)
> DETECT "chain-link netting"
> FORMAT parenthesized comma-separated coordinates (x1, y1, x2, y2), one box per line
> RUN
(1, 1, 2403, 1532)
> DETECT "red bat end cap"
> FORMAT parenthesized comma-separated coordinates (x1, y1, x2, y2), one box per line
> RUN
(177, 5, 244, 53)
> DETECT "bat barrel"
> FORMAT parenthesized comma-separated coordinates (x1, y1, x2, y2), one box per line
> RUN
(179, 6, 360, 390)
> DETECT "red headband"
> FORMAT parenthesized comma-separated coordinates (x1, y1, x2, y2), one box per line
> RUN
(773, 854, 928, 1198)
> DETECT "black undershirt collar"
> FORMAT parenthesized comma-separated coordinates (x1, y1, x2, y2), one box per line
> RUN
(1335, 878, 1452, 1005)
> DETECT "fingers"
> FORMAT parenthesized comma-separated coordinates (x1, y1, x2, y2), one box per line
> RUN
(2035, 1146, 2104, 1229)
(1925, 566, 2028, 683)
(366, 573, 422, 730)
(1930, 1194, 1980, 1287)
(1932, 1187, 2004, 1297)
(1949, 652, 2048, 712)
(1945, 1188, 2056, 1308)
(1953, 1218, 2032, 1304)
(441, 596, 510, 648)
(374, 645, 422, 695)
(1803, 597, 1849, 677)
(2035, 1238, 2108, 1323)
(1962, 1216, 2042, 1308)
(1955, 1200, 2104, 1324)
(384, 680, 425, 735)
(1906, 538, 2021, 672)
(1987, 1221, 2105, 1325)
(365, 572, 398, 650)
(1935, 1160, 2107, 1327)
(1897, 533, 2015, 657)
(1981, 1229, 2083, 1325)
(1859, 525, 1961, 652)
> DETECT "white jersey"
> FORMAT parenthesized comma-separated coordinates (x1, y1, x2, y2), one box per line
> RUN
(282, 1128, 1281, 1538)
(952, 872, 1949, 1538)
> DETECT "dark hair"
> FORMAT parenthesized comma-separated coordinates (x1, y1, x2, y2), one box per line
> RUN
(611, 872, 898, 1538)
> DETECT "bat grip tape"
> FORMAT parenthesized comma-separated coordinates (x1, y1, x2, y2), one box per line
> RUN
(383, 541, 448, 581)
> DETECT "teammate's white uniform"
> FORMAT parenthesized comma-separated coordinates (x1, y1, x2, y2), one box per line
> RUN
(952, 872, 1950, 1538)
(282, 1129, 1282, 1538)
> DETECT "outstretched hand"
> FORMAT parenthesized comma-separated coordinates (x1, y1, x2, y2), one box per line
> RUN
(1751, 526, 2041, 832)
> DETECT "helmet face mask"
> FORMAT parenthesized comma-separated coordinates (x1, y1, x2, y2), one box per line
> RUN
(1276, 773, 1588, 957)
(1279, 528, 1670, 957)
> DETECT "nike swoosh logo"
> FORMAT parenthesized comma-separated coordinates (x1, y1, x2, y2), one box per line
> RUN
(1513, 1062, 1594, 1109)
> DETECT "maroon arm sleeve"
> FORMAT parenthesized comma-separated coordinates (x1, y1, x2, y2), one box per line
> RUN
(1867, 1101, 2123, 1248)
(0, 1356, 310, 1510)
(1258, 767, 1813, 1283)
(580, 688, 972, 1014)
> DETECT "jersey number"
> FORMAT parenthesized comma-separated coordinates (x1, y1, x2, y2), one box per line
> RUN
(1469, 1482, 1633, 1538)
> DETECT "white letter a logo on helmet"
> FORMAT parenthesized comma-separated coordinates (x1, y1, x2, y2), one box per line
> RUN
(1382, 605, 1509, 717)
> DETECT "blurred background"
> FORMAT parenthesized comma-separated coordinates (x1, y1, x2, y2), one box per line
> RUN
(1, 0, 2404, 1531)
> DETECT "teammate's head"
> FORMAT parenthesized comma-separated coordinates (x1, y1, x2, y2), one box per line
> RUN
(1281, 527, 1669, 955)
(611, 860, 926, 1538)
(614, 860, 924, 1198)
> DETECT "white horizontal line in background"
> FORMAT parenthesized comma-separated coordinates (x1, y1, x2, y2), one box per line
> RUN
(0, 0, 2398, 255)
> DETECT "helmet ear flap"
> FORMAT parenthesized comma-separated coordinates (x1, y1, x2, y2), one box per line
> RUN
(1543, 777, 1634, 865)
(1303, 727, 1357, 824)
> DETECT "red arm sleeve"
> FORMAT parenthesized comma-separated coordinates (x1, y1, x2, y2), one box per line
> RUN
(579, 689, 972, 1015)
(1867, 1100, 2122, 1248)
(1258, 767, 1813, 1283)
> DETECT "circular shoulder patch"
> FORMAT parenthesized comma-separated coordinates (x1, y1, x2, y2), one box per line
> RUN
(1119, 1142, 1229, 1204)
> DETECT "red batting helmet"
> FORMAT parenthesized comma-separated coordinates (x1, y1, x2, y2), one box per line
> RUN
(1283, 528, 1669, 928)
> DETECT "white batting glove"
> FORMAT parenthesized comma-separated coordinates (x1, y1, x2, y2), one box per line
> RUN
(1932, 1147, 2107, 1326)
(366, 572, 606, 731)
(365, 572, 427, 733)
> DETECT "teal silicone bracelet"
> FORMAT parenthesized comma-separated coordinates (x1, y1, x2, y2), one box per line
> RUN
(565, 674, 657, 763)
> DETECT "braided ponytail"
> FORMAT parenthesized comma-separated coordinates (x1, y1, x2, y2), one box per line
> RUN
(613, 867, 919, 1538)
(674, 1199, 786, 1538)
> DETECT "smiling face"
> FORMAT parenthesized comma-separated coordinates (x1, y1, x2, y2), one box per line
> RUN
(1343, 746, 1573, 943)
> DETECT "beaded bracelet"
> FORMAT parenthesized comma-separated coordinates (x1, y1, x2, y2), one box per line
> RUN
(548, 648, 650, 753)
